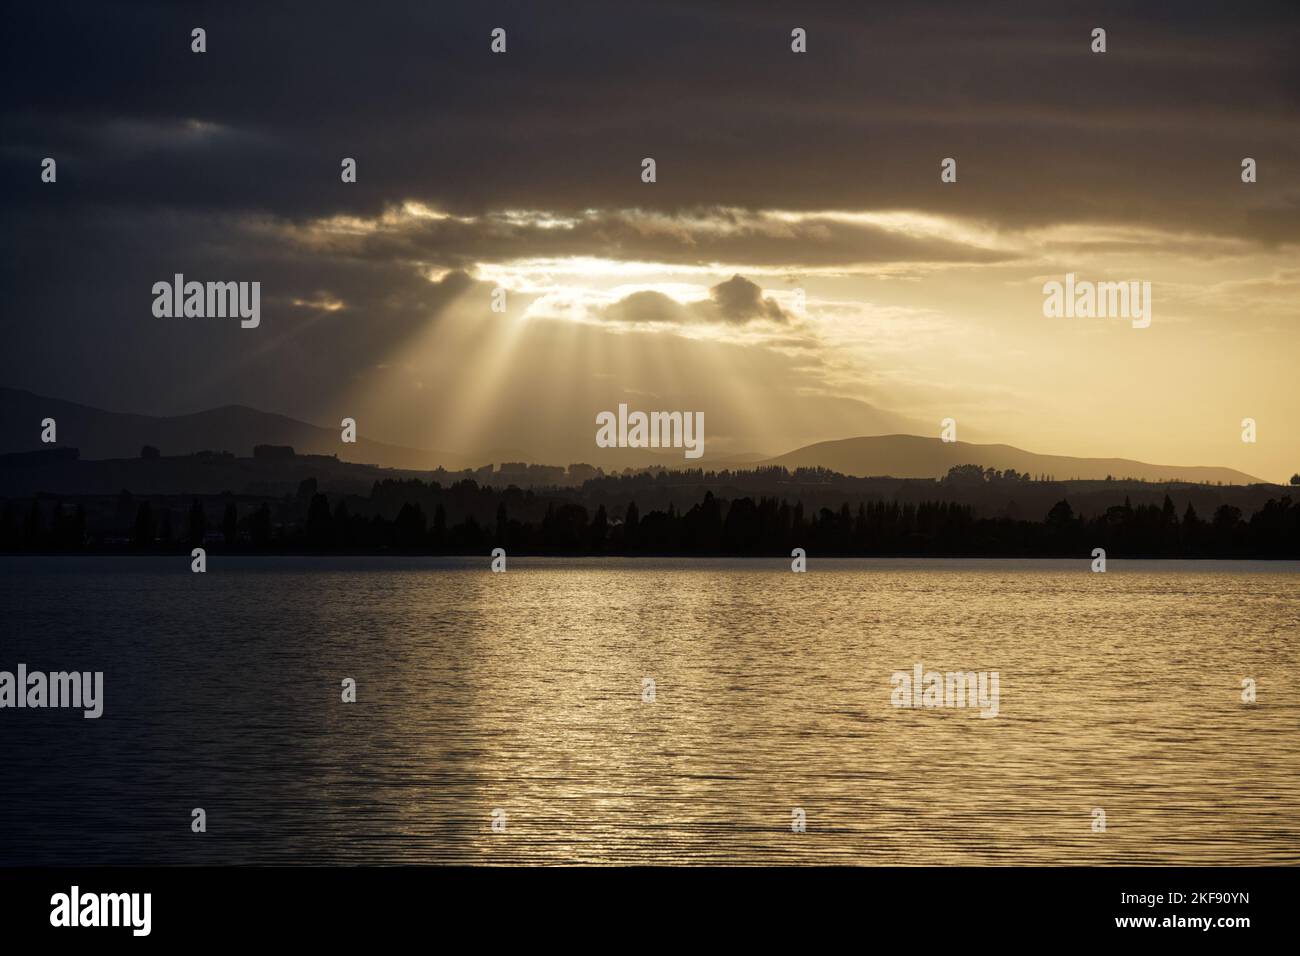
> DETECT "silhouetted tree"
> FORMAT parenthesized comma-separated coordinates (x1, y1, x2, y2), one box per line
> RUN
(296, 477, 318, 503)
(305, 494, 332, 549)
(188, 498, 206, 546)
(133, 501, 155, 549)
(25, 499, 42, 548)
(223, 501, 238, 548)
(114, 490, 135, 535)
(1046, 499, 1075, 528)
(590, 504, 608, 552)
(1213, 504, 1242, 529)
(251, 503, 272, 548)
(1182, 502, 1202, 554)
(944, 464, 987, 485)
(393, 502, 427, 550)
(683, 491, 723, 553)
(1211, 504, 1243, 555)
(623, 501, 640, 551)
(0, 502, 17, 550)
(65, 503, 85, 550)
(432, 503, 447, 550)
(332, 500, 352, 549)
(544, 502, 589, 552)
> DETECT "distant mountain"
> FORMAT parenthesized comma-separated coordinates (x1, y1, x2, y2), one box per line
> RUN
(760, 435, 1264, 485)
(0, 387, 465, 470)
(1, 389, 1268, 485)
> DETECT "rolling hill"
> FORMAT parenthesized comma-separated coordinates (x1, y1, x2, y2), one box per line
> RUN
(760, 435, 1264, 485)
(0, 387, 467, 470)
(1, 388, 1269, 485)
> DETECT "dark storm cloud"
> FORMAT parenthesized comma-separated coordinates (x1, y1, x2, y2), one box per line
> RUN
(1, 0, 1297, 420)
(2, 0, 1296, 230)
(706, 275, 786, 323)
(602, 274, 788, 326)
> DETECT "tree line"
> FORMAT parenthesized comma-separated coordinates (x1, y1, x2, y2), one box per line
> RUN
(2, 482, 1297, 558)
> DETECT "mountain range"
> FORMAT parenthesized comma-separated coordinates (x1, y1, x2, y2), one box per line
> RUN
(0, 387, 474, 470)
(0, 387, 1266, 485)
(759, 435, 1263, 485)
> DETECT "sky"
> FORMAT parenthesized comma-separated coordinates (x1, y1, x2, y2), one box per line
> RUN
(2, 1, 1297, 480)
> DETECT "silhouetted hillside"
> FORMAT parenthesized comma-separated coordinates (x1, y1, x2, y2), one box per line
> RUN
(0, 447, 628, 498)
(762, 434, 1263, 485)
(1, 388, 1272, 486)
(0, 387, 461, 470)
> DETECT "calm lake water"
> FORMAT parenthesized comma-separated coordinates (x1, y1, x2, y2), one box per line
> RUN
(1, 556, 1297, 865)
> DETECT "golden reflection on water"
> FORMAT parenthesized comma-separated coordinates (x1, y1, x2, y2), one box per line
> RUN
(295, 558, 1300, 865)
(2, 556, 1296, 865)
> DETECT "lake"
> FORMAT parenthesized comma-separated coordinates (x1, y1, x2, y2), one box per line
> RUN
(1, 556, 1297, 865)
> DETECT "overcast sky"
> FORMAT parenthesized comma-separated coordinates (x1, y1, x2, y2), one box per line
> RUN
(2, 1, 1297, 477)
